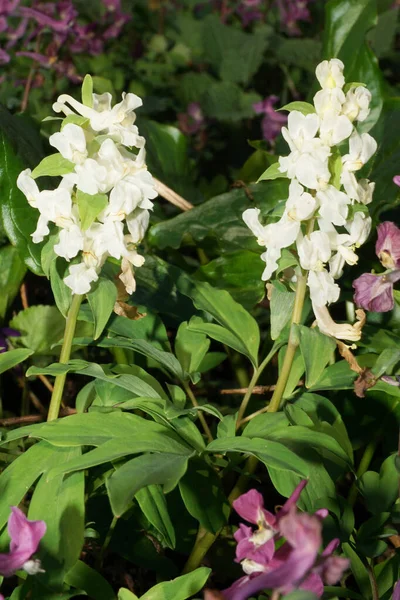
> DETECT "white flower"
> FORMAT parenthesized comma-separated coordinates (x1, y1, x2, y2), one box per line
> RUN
(342, 86, 371, 122)
(74, 159, 108, 195)
(297, 231, 332, 271)
(308, 269, 340, 307)
(320, 212, 371, 278)
(285, 179, 317, 221)
(279, 111, 331, 190)
(319, 112, 353, 146)
(312, 303, 363, 341)
(54, 225, 84, 261)
(64, 262, 99, 295)
(260, 247, 281, 281)
(342, 131, 377, 172)
(313, 88, 345, 117)
(119, 235, 146, 295)
(341, 170, 375, 204)
(126, 208, 151, 243)
(53, 92, 145, 148)
(49, 123, 88, 164)
(17, 169, 40, 207)
(315, 58, 345, 90)
(316, 185, 351, 226)
(107, 170, 156, 220)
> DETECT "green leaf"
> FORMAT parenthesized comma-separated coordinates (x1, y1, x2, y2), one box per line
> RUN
(278, 345, 305, 399)
(257, 161, 287, 182)
(324, 0, 383, 131)
(76, 190, 108, 231)
(202, 81, 261, 122)
(329, 148, 343, 189)
(65, 561, 115, 600)
(87, 277, 117, 340)
(342, 542, 372, 599)
(270, 282, 295, 340)
(135, 485, 176, 549)
(28, 447, 84, 588)
(296, 325, 336, 388)
(31, 154, 75, 179)
(206, 437, 309, 477)
(178, 459, 229, 533)
(0, 347, 32, 374)
(138, 120, 197, 201)
(279, 102, 316, 115)
(28, 360, 164, 399)
(308, 360, 356, 391)
(0, 107, 46, 274)
(0, 441, 77, 530)
(359, 455, 399, 514)
(107, 453, 190, 517)
(149, 181, 289, 253)
(175, 321, 210, 377)
(178, 280, 260, 367)
(10, 305, 65, 354)
(264, 425, 352, 467)
(202, 15, 270, 85)
(195, 250, 265, 310)
(94, 337, 187, 381)
(81, 74, 94, 108)
(118, 590, 139, 600)
(372, 348, 400, 378)
(282, 592, 318, 600)
(50, 259, 72, 318)
(275, 38, 322, 72)
(0, 245, 26, 319)
(244, 412, 290, 438)
(140, 567, 210, 600)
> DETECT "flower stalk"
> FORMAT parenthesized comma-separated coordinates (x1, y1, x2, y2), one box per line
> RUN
(47, 293, 83, 421)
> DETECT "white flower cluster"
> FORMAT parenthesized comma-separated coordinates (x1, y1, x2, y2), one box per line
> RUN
(243, 59, 377, 340)
(17, 83, 157, 295)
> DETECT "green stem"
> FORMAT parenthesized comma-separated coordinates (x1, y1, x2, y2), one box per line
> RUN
(183, 381, 213, 443)
(99, 515, 118, 567)
(348, 438, 378, 507)
(47, 294, 83, 422)
(268, 271, 307, 414)
(236, 345, 278, 427)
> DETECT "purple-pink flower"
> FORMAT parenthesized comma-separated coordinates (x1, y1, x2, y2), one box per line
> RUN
(218, 481, 348, 600)
(0, 507, 46, 577)
(393, 579, 400, 600)
(276, 0, 313, 36)
(253, 96, 287, 144)
(178, 103, 205, 136)
(353, 221, 400, 313)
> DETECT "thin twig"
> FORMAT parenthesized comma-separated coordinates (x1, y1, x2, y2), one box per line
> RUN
(239, 405, 270, 425)
(29, 391, 46, 415)
(221, 385, 276, 395)
(221, 380, 304, 396)
(20, 283, 29, 310)
(21, 67, 36, 112)
(0, 407, 76, 427)
(154, 178, 194, 211)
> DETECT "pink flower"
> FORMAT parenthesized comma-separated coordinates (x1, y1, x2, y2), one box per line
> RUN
(353, 221, 400, 313)
(393, 580, 400, 600)
(253, 96, 287, 144)
(178, 103, 205, 135)
(276, 0, 312, 36)
(376, 221, 400, 269)
(221, 482, 348, 600)
(353, 272, 399, 312)
(0, 507, 46, 577)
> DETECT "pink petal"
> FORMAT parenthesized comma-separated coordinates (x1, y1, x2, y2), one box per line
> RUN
(376, 221, 400, 269)
(353, 273, 394, 313)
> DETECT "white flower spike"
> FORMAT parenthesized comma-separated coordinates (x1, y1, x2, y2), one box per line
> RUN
(17, 76, 157, 296)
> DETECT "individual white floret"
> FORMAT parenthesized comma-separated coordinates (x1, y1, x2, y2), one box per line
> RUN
(342, 86, 371, 122)
(307, 269, 340, 307)
(49, 123, 88, 165)
(316, 185, 351, 226)
(342, 131, 377, 172)
(315, 58, 345, 90)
